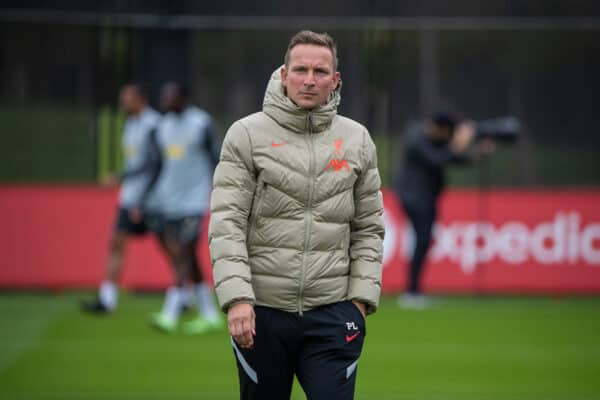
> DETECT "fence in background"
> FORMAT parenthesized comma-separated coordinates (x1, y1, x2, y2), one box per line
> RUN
(0, 9, 599, 187)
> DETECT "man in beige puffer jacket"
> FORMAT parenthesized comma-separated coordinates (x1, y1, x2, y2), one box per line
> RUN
(209, 30, 384, 400)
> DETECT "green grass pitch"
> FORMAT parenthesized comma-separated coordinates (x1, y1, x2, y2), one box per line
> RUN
(0, 293, 598, 400)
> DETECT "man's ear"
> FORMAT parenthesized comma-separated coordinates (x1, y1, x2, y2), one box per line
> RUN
(332, 71, 341, 90)
(280, 67, 289, 96)
(280, 67, 288, 85)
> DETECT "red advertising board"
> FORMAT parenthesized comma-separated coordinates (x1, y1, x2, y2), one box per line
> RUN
(0, 186, 212, 290)
(1, 186, 599, 293)
(382, 189, 600, 293)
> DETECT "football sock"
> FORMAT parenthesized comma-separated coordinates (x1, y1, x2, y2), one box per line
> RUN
(196, 283, 219, 321)
(99, 281, 117, 310)
(182, 286, 195, 308)
(161, 286, 183, 322)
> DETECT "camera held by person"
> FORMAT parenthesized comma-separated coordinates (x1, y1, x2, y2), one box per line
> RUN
(475, 116, 521, 144)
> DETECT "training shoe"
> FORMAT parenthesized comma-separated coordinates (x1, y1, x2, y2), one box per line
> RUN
(182, 315, 225, 335)
(80, 299, 112, 315)
(397, 294, 430, 310)
(150, 313, 178, 333)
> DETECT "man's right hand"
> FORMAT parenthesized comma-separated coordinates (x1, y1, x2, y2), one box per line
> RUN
(451, 121, 476, 153)
(228, 303, 256, 349)
(101, 173, 119, 187)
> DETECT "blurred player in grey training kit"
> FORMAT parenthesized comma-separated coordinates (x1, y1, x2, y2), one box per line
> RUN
(146, 82, 224, 334)
(81, 84, 169, 314)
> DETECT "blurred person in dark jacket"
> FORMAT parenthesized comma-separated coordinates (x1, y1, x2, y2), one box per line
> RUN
(395, 112, 493, 309)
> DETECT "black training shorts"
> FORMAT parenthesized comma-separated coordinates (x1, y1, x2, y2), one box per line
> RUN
(160, 215, 204, 244)
(114, 207, 148, 236)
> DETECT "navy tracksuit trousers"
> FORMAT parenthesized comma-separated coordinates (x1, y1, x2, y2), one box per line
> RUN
(231, 301, 366, 400)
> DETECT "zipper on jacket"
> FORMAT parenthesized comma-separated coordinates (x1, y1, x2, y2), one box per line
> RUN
(298, 112, 315, 315)
(248, 181, 267, 240)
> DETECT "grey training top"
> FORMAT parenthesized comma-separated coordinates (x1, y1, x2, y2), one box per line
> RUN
(119, 107, 161, 208)
(146, 106, 220, 218)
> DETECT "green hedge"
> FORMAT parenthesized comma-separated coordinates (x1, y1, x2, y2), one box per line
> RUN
(0, 103, 96, 182)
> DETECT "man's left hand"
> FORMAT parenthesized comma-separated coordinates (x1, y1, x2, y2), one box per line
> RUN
(352, 300, 367, 319)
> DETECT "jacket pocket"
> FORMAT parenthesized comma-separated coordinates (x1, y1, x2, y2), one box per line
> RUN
(247, 181, 267, 243)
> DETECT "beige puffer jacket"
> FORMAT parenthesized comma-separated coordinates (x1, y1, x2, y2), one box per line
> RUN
(209, 68, 384, 314)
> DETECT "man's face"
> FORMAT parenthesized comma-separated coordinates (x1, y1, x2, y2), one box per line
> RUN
(119, 86, 140, 115)
(160, 83, 183, 113)
(427, 121, 452, 143)
(281, 44, 340, 110)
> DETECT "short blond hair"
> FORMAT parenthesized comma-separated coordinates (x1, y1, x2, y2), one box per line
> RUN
(284, 30, 338, 71)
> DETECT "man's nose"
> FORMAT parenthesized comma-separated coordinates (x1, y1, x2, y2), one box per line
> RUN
(303, 71, 316, 86)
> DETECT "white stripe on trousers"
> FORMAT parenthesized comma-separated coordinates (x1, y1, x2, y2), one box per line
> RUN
(346, 359, 359, 379)
(231, 337, 259, 384)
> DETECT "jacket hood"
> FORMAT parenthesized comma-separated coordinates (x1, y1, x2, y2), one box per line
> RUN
(262, 66, 341, 133)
